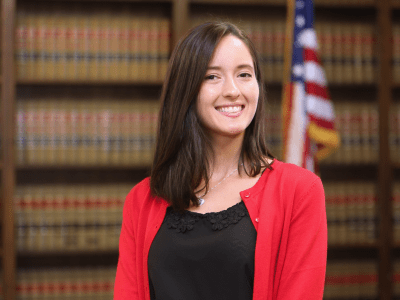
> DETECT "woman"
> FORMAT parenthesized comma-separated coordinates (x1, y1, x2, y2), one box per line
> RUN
(114, 21, 327, 300)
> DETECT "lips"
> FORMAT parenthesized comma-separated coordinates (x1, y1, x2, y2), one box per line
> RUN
(215, 105, 244, 117)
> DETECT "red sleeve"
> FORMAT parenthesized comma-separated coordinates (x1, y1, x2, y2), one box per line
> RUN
(276, 177, 327, 299)
(114, 189, 139, 299)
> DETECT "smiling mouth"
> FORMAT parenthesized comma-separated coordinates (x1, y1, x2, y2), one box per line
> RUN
(216, 105, 244, 113)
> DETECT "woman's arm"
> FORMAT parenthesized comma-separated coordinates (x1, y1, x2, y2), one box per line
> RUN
(276, 177, 327, 299)
(114, 190, 139, 299)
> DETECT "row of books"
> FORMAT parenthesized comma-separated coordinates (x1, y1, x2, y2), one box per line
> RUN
(193, 17, 377, 85)
(16, 266, 115, 299)
(14, 184, 133, 252)
(15, 4, 170, 81)
(17, 98, 400, 167)
(324, 260, 377, 299)
(15, 99, 159, 167)
(391, 102, 400, 165)
(392, 183, 400, 243)
(325, 181, 376, 245)
(321, 102, 379, 165)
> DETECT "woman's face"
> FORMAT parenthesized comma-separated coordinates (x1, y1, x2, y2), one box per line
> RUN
(196, 34, 259, 141)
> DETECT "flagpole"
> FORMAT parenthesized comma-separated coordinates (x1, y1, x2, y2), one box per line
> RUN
(281, 0, 295, 161)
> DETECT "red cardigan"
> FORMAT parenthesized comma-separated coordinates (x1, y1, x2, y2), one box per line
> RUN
(114, 159, 327, 299)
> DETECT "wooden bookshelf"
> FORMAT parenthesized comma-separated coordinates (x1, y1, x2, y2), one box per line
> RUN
(0, 0, 397, 299)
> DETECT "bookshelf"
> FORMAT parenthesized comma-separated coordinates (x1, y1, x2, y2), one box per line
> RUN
(0, 0, 397, 299)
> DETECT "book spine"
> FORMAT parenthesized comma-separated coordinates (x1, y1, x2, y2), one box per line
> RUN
(148, 17, 159, 82)
(15, 7, 28, 80)
(25, 9, 36, 80)
(54, 9, 67, 80)
(87, 11, 100, 81)
(158, 18, 170, 81)
(119, 8, 130, 80)
(98, 100, 111, 166)
(109, 101, 121, 165)
(353, 23, 363, 83)
(363, 24, 375, 84)
(76, 9, 89, 80)
(333, 23, 343, 84)
(98, 10, 110, 80)
(109, 10, 121, 81)
(129, 17, 140, 81)
(342, 22, 353, 83)
(263, 21, 274, 83)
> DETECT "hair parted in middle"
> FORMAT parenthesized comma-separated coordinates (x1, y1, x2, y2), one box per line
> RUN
(150, 21, 274, 212)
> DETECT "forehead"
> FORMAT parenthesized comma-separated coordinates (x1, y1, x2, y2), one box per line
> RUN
(208, 35, 254, 66)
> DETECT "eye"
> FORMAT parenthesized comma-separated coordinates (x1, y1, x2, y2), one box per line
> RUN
(205, 74, 217, 80)
(239, 73, 252, 78)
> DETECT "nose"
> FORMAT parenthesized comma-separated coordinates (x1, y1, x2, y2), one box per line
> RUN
(222, 77, 240, 99)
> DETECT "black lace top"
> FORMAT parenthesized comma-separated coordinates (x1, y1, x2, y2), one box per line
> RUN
(147, 201, 257, 300)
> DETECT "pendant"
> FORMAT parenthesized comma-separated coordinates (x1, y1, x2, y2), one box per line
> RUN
(199, 198, 205, 206)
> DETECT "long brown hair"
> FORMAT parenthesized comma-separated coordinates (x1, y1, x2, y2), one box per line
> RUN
(150, 21, 274, 212)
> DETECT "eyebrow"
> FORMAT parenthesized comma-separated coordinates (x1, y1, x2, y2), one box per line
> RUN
(207, 64, 254, 70)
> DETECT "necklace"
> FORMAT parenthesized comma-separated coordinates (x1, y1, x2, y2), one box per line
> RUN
(198, 163, 243, 206)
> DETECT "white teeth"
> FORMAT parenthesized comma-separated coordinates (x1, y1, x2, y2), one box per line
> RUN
(217, 106, 242, 113)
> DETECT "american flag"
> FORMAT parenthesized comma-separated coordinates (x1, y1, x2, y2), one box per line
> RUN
(282, 0, 340, 173)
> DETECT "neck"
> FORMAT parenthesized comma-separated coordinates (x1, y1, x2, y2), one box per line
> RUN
(209, 134, 244, 176)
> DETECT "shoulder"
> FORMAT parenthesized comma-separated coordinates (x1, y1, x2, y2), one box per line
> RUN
(266, 159, 324, 202)
(124, 177, 153, 212)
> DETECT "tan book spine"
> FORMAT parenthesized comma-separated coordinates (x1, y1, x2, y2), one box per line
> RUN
(31, 185, 43, 251)
(342, 22, 353, 83)
(75, 185, 87, 251)
(86, 100, 98, 166)
(87, 11, 100, 81)
(158, 18, 170, 81)
(130, 102, 141, 166)
(44, 6, 56, 80)
(263, 21, 274, 83)
(37, 100, 46, 165)
(394, 183, 400, 244)
(120, 102, 131, 165)
(148, 17, 159, 81)
(64, 186, 78, 250)
(25, 9, 37, 80)
(325, 183, 336, 245)
(98, 100, 111, 166)
(65, 8, 78, 80)
(370, 104, 379, 163)
(76, 101, 88, 166)
(15, 101, 26, 166)
(324, 22, 334, 84)
(350, 104, 362, 164)
(336, 183, 347, 245)
(98, 186, 108, 250)
(43, 186, 55, 250)
(76, 10, 89, 80)
(65, 100, 78, 166)
(109, 10, 121, 81)
(15, 186, 26, 251)
(25, 101, 36, 165)
(141, 101, 153, 166)
(353, 23, 363, 83)
(138, 16, 150, 80)
(275, 20, 285, 83)
(360, 103, 371, 163)
(98, 9, 110, 80)
(54, 9, 67, 80)
(363, 24, 375, 84)
(36, 7, 48, 80)
(45, 100, 57, 165)
(119, 8, 130, 80)
(53, 185, 65, 251)
(342, 102, 352, 164)
(85, 186, 98, 251)
(109, 101, 121, 166)
(333, 23, 343, 84)
(365, 183, 376, 244)
(129, 17, 140, 81)
(15, 7, 28, 80)
(394, 25, 400, 84)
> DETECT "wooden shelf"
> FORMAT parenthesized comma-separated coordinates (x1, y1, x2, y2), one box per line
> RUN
(319, 164, 378, 181)
(16, 166, 150, 185)
(191, 0, 285, 6)
(392, 1, 400, 9)
(17, 250, 119, 269)
(328, 245, 378, 260)
(17, 80, 164, 86)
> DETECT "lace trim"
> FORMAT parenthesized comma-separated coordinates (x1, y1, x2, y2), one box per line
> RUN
(166, 201, 248, 233)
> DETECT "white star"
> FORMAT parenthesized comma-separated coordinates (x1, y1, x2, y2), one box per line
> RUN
(296, 0, 305, 9)
(296, 15, 306, 28)
(293, 64, 304, 77)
